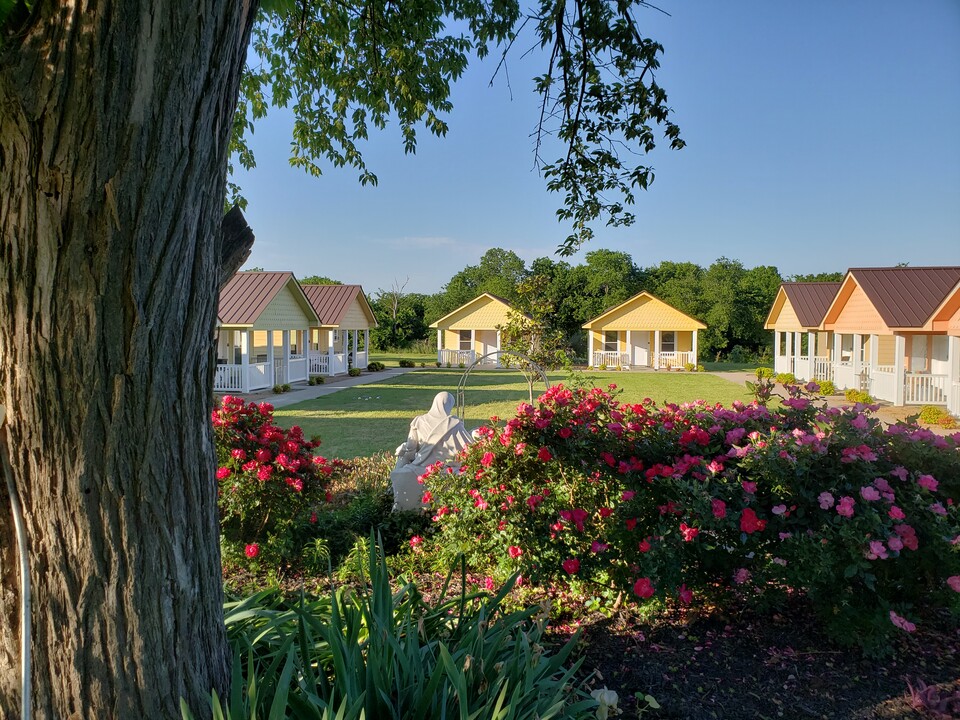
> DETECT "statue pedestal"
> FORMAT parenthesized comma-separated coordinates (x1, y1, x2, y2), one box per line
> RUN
(390, 467, 425, 511)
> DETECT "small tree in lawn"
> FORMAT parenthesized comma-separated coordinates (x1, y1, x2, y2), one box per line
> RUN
(498, 275, 571, 402)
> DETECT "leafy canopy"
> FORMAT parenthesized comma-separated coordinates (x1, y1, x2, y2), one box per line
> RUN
(231, 0, 684, 254)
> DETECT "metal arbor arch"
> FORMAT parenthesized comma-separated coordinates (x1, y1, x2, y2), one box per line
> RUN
(455, 350, 551, 419)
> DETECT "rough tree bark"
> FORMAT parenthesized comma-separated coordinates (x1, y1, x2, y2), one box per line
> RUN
(0, 2, 257, 716)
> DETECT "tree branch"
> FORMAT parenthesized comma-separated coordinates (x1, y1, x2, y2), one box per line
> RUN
(218, 206, 255, 288)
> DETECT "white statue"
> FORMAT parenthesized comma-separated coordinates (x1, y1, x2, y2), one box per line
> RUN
(391, 391, 472, 511)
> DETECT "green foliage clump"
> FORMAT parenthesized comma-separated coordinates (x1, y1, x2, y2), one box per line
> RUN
(816, 379, 837, 396)
(366, 361, 386, 372)
(684, 362, 695, 372)
(424, 384, 960, 650)
(844, 388, 873, 404)
(755, 367, 775, 379)
(348, 367, 362, 377)
(775, 372, 796, 385)
(916, 405, 957, 428)
(184, 539, 596, 720)
(398, 359, 416, 368)
(308, 375, 325, 385)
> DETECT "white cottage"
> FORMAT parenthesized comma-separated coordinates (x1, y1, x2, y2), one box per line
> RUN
(215, 271, 319, 393)
(301, 284, 378, 375)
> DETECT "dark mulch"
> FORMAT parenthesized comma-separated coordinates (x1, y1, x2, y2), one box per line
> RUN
(548, 596, 960, 720)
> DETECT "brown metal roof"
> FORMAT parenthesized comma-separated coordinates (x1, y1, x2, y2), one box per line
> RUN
(218, 271, 293, 325)
(781, 282, 842, 328)
(850, 266, 960, 327)
(301, 284, 375, 326)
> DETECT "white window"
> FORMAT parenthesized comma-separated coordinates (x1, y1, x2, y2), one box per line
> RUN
(459, 330, 472, 351)
(603, 331, 618, 352)
(840, 334, 854, 363)
(661, 332, 676, 353)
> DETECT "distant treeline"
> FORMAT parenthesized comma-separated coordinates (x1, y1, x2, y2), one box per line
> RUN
(362, 249, 842, 362)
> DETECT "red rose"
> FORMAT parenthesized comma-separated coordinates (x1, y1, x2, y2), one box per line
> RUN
(537, 447, 553, 462)
(244, 543, 259, 559)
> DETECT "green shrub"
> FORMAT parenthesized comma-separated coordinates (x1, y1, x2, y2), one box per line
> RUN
(458, 362, 465, 369)
(420, 362, 426, 368)
(816, 379, 837, 396)
(348, 367, 362, 377)
(398, 359, 416, 368)
(309, 374, 324, 385)
(775, 372, 797, 385)
(844, 388, 873, 404)
(696, 364, 706, 373)
(919, 405, 946, 424)
(755, 367, 775, 379)
(435, 361, 442, 367)
(366, 361, 386, 372)
(213, 396, 332, 569)
(684, 362, 695, 372)
(271, 384, 285, 394)
(185, 539, 597, 720)
(425, 384, 960, 650)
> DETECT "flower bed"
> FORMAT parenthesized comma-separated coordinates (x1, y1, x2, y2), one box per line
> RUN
(424, 383, 960, 648)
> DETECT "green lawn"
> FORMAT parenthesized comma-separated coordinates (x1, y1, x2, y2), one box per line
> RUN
(368, 351, 437, 366)
(274, 368, 753, 459)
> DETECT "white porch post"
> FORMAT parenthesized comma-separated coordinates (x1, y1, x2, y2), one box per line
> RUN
(692, 330, 698, 368)
(495, 329, 501, 367)
(436, 329, 442, 363)
(894, 334, 906, 405)
(869, 334, 879, 369)
(948, 336, 960, 416)
(364, 329, 370, 366)
(654, 330, 661, 370)
(588, 330, 594, 367)
(266, 330, 275, 385)
(282, 330, 291, 383)
(352, 329, 358, 366)
(241, 329, 251, 393)
(806, 331, 815, 379)
(470, 329, 475, 362)
(625, 330, 632, 367)
(833, 333, 842, 371)
(852, 333, 862, 388)
(328, 329, 335, 375)
(784, 332, 796, 373)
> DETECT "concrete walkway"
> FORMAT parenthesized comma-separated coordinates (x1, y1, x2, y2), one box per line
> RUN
(230, 367, 420, 409)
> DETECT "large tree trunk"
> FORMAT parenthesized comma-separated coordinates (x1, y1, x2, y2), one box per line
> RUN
(0, 2, 257, 716)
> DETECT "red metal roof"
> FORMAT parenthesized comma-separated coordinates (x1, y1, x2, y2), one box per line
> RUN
(850, 266, 960, 327)
(301, 284, 374, 326)
(781, 282, 842, 328)
(218, 271, 293, 325)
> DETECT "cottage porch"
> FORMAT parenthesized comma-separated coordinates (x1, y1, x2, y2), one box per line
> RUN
(774, 329, 959, 411)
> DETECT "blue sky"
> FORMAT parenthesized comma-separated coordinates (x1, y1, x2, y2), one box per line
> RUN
(234, 0, 960, 295)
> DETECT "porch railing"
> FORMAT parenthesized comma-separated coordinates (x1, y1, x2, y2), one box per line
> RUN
(249, 362, 271, 391)
(904, 373, 948, 405)
(951, 381, 960, 416)
(868, 366, 897, 403)
(592, 351, 630, 368)
(213, 364, 244, 393)
(288, 355, 308, 382)
(439, 349, 475, 366)
(813, 357, 833, 381)
(657, 351, 693, 369)
(309, 353, 329, 376)
(355, 350, 368, 369)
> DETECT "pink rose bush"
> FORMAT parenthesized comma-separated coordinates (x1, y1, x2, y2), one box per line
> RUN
(214, 395, 333, 567)
(423, 383, 960, 648)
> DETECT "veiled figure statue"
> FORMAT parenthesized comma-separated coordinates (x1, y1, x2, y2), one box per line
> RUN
(391, 391, 472, 510)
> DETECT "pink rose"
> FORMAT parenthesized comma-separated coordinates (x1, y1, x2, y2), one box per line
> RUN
(633, 577, 655, 599)
(562, 558, 580, 575)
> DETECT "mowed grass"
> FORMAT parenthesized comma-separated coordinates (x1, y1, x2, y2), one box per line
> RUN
(273, 368, 754, 459)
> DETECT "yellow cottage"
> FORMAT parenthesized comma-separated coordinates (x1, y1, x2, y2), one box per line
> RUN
(429, 293, 514, 366)
(582, 292, 706, 370)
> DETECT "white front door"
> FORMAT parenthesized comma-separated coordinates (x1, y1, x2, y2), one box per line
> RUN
(631, 332, 649, 367)
(910, 336, 928, 372)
